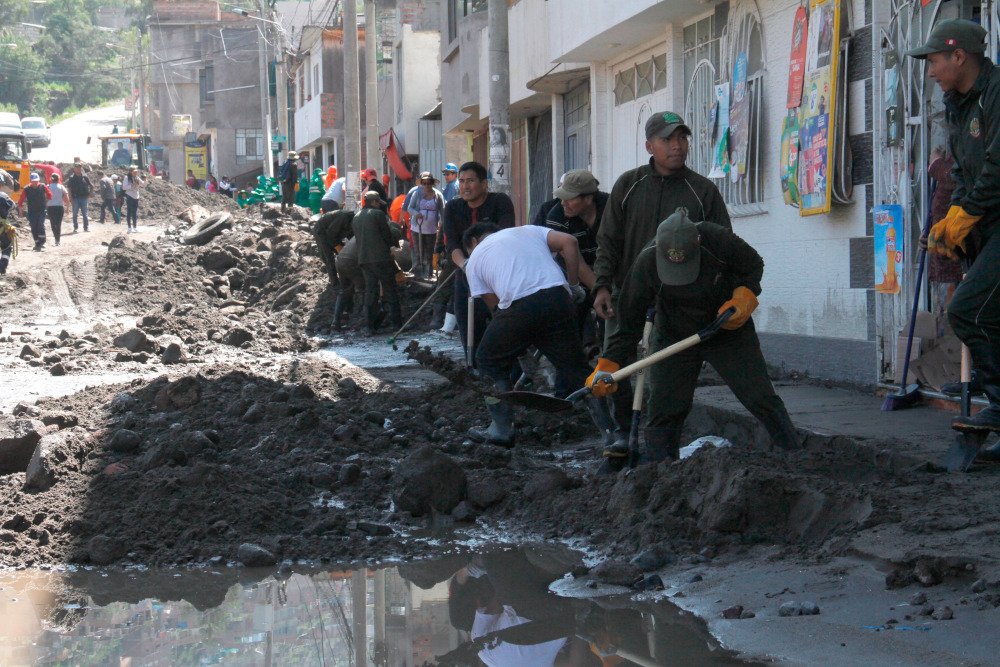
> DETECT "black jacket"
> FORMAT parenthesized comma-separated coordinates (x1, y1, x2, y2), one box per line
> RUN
(66, 172, 92, 198)
(533, 191, 609, 268)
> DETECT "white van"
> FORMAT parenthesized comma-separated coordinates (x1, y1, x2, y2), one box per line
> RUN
(0, 112, 21, 130)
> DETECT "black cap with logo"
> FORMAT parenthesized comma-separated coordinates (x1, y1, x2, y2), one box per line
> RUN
(905, 19, 987, 59)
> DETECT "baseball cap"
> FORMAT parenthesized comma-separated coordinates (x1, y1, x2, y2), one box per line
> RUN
(906, 19, 987, 59)
(645, 111, 691, 140)
(29, 172, 39, 182)
(553, 169, 599, 200)
(442, 162, 458, 173)
(363, 190, 382, 202)
(655, 208, 701, 286)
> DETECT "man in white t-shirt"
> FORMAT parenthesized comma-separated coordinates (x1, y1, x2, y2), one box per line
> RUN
(463, 222, 619, 446)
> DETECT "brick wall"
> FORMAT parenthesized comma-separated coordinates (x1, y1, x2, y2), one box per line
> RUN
(320, 93, 336, 131)
(151, 0, 220, 21)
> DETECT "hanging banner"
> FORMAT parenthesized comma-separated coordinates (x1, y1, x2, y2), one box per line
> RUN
(874, 204, 904, 294)
(798, 0, 841, 216)
(780, 109, 801, 205)
(708, 82, 731, 179)
(729, 53, 750, 182)
(787, 6, 809, 108)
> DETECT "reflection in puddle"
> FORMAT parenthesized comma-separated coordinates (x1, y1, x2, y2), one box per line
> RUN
(0, 545, 750, 665)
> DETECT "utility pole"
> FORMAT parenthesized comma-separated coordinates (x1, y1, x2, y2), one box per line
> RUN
(137, 25, 148, 136)
(257, 0, 274, 178)
(487, 0, 511, 196)
(343, 0, 363, 210)
(275, 16, 289, 158)
(364, 0, 380, 174)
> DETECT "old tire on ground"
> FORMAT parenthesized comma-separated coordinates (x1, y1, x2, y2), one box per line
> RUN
(181, 212, 233, 245)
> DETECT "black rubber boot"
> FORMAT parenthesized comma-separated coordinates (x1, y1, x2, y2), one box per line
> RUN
(467, 396, 515, 447)
(428, 303, 446, 330)
(941, 370, 983, 397)
(763, 409, 802, 450)
(332, 293, 351, 330)
(952, 383, 1000, 433)
(639, 425, 682, 465)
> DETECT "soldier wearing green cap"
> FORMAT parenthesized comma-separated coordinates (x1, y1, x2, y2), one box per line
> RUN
(592, 110, 732, 435)
(587, 209, 799, 464)
(908, 19, 1000, 436)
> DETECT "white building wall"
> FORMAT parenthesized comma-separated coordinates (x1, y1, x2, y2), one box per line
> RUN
(393, 25, 441, 152)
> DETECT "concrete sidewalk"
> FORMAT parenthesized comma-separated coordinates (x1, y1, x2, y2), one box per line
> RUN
(692, 382, 962, 464)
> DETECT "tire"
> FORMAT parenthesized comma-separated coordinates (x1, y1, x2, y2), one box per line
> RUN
(181, 212, 233, 245)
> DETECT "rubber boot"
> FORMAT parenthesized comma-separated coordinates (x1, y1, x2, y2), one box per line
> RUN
(953, 382, 1000, 433)
(0, 256, 7, 275)
(941, 370, 983, 397)
(585, 396, 624, 449)
(429, 303, 446, 330)
(639, 425, 682, 465)
(765, 410, 802, 450)
(467, 396, 514, 447)
(388, 302, 403, 331)
(332, 292, 352, 330)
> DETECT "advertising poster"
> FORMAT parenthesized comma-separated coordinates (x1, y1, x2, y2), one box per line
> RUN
(780, 109, 801, 205)
(709, 82, 731, 179)
(873, 204, 904, 294)
(798, 0, 841, 216)
(787, 6, 809, 108)
(729, 52, 750, 182)
(185, 145, 208, 182)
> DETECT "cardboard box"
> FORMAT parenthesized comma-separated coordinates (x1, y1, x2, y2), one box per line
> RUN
(895, 334, 922, 384)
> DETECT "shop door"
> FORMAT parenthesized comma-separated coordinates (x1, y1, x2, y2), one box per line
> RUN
(610, 48, 669, 179)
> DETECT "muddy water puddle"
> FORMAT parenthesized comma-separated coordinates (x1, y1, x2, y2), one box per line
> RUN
(0, 544, 751, 666)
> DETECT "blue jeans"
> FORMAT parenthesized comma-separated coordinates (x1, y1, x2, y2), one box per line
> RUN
(71, 196, 89, 230)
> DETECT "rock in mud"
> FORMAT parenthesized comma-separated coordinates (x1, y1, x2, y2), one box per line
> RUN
(108, 392, 137, 413)
(466, 473, 507, 509)
(911, 592, 928, 605)
(237, 542, 276, 567)
(338, 463, 362, 485)
(40, 411, 78, 429)
(333, 423, 359, 441)
(113, 327, 153, 353)
(88, 535, 127, 565)
(19, 344, 41, 360)
(451, 500, 477, 522)
(932, 606, 954, 620)
(337, 377, 359, 392)
(357, 521, 393, 536)
(631, 545, 673, 572)
(779, 601, 820, 617)
(108, 429, 142, 453)
(722, 605, 744, 619)
(1, 514, 29, 532)
(48, 362, 67, 376)
(0, 418, 45, 474)
(393, 446, 467, 516)
(154, 376, 202, 411)
(221, 327, 254, 347)
(592, 560, 642, 587)
(24, 436, 59, 491)
(197, 248, 239, 273)
(634, 574, 664, 591)
(523, 467, 572, 500)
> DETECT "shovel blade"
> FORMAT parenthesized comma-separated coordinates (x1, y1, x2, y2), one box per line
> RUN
(943, 432, 987, 472)
(499, 390, 574, 413)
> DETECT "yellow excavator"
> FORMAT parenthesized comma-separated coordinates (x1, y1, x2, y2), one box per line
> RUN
(96, 133, 149, 170)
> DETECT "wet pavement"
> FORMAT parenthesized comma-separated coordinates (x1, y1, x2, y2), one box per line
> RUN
(0, 543, 752, 666)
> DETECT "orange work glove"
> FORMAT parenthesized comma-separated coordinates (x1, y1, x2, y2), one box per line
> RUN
(928, 205, 982, 257)
(586, 358, 621, 397)
(334, 244, 343, 253)
(718, 286, 758, 330)
(395, 270, 407, 286)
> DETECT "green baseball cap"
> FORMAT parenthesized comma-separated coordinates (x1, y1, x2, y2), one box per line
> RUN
(645, 111, 691, 140)
(553, 169, 599, 200)
(905, 19, 987, 59)
(655, 208, 701, 286)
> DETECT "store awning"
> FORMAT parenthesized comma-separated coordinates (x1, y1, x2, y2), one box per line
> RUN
(379, 129, 412, 180)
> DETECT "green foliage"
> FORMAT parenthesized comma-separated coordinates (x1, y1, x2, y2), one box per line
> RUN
(0, 0, 152, 119)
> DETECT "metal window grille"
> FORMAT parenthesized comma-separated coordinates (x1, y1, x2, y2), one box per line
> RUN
(236, 129, 264, 165)
(614, 69, 635, 106)
(684, 60, 718, 180)
(636, 59, 654, 98)
(718, 0, 766, 215)
(653, 54, 667, 91)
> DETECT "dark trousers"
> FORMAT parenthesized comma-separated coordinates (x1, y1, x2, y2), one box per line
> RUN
(100, 197, 120, 224)
(646, 323, 794, 447)
(602, 289, 635, 430)
(47, 206, 64, 242)
(27, 208, 46, 246)
(454, 270, 491, 362)
(476, 286, 589, 396)
(412, 232, 436, 275)
(337, 262, 363, 301)
(1, 244, 11, 273)
(280, 181, 295, 209)
(949, 232, 1000, 401)
(320, 199, 340, 213)
(125, 196, 139, 228)
(361, 260, 400, 328)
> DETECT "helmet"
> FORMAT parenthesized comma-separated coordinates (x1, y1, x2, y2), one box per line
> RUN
(442, 162, 458, 173)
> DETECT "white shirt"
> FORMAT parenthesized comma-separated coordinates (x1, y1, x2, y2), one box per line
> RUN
(323, 177, 346, 205)
(465, 226, 567, 310)
(47, 183, 68, 207)
(472, 606, 567, 667)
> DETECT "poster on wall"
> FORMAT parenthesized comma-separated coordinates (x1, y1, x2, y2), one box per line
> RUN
(709, 82, 731, 179)
(780, 110, 801, 205)
(798, 0, 841, 216)
(729, 52, 750, 182)
(873, 204, 904, 294)
(185, 145, 208, 182)
(787, 6, 809, 108)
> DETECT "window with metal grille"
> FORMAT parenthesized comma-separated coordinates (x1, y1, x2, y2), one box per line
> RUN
(614, 69, 635, 106)
(653, 54, 667, 91)
(235, 129, 264, 165)
(683, 13, 722, 180)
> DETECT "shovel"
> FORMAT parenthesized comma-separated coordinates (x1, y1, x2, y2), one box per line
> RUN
(943, 342, 988, 472)
(502, 308, 735, 413)
(387, 268, 457, 349)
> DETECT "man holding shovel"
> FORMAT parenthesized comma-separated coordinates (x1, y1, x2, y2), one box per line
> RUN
(588, 210, 799, 463)
(463, 222, 618, 447)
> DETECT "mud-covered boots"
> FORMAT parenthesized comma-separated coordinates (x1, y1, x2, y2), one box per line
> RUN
(953, 382, 1000, 433)
(428, 303, 446, 330)
(764, 409, 803, 450)
(639, 425, 682, 464)
(585, 396, 628, 461)
(332, 293, 353, 330)
(467, 396, 514, 447)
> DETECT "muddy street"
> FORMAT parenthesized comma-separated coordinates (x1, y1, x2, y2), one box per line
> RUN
(1, 174, 998, 665)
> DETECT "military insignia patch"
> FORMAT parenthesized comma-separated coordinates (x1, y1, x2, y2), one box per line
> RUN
(970, 117, 982, 138)
(667, 248, 687, 263)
